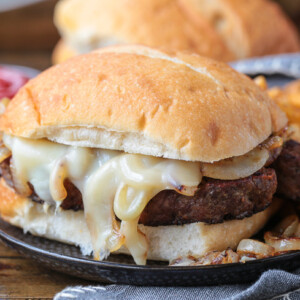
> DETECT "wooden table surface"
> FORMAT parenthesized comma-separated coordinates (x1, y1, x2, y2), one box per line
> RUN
(0, 241, 94, 299)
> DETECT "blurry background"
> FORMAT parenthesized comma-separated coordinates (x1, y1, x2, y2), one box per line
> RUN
(0, 0, 59, 69)
(0, 0, 299, 70)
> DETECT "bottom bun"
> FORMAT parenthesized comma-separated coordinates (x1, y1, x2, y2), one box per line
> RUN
(0, 178, 279, 262)
(52, 39, 78, 64)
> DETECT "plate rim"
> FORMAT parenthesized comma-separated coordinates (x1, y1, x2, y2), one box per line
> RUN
(1, 218, 300, 272)
(0, 63, 40, 78)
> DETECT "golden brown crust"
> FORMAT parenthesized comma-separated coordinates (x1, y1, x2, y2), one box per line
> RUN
(52, 39, 78, 64)
(54, 0, 234, 62)
(180, 0, 300, 59)
(0, 45, 287, 162)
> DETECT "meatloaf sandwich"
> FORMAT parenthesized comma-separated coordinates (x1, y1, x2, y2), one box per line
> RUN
(0, 45, 288, 264)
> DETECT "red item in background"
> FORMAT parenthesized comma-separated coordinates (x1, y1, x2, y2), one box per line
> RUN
(0, 67, 29, 99)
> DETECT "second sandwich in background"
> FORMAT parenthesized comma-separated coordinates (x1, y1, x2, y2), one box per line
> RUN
(52, 0, 300, 64)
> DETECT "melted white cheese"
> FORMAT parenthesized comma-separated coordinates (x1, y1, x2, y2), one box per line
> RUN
(2, 134, 273, 264)
(3, 134, 202, 264)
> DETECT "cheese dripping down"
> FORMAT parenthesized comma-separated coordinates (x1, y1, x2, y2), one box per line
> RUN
(2, 134, 202, 264)
(1, 133, 275, 264)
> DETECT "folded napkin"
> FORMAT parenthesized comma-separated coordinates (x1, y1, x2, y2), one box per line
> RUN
(54, 54, 300, 300)
(54, 268, 300, 300)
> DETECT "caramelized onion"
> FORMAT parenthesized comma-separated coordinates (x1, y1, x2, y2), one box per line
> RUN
(49, 160, 67, 202)
(264, 231, 300, 252)
(237, 239, 274, 259)
(10, 159, 31, 196)
(0, 144, 11, 163)
(170, 256, 197, 267)
(201, 134, 283, 180)
(295, 224, 300, 237)
(264, 215, 300, 253)
(273, 215, 299, 237)
(200, 249, 240, 265)
(174, 184, 198, 196)
(259, 135, 283, 150)
(170, 250, 239, 266)
(202, 147, 269, 180)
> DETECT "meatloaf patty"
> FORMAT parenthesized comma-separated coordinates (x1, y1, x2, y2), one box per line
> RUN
(0, 158, 277, 226)
(140, 168, 276, 225)
(272, 139, 300, 201)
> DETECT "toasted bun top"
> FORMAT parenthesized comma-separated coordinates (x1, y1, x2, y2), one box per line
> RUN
(54, 0, 234, 62)
(0, 45, 287, 162)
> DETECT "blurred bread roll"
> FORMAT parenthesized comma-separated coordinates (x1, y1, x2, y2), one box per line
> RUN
(181, 0, 300, 59)
(53, 0, 234, 63)
(53, 0, 300, 64)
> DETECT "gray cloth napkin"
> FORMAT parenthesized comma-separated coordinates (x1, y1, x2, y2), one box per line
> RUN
(55, 268, 300, 300)
(54, 54, 300, 300)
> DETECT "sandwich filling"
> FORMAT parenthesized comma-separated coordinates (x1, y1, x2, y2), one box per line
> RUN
(0, 133, 282, 264)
